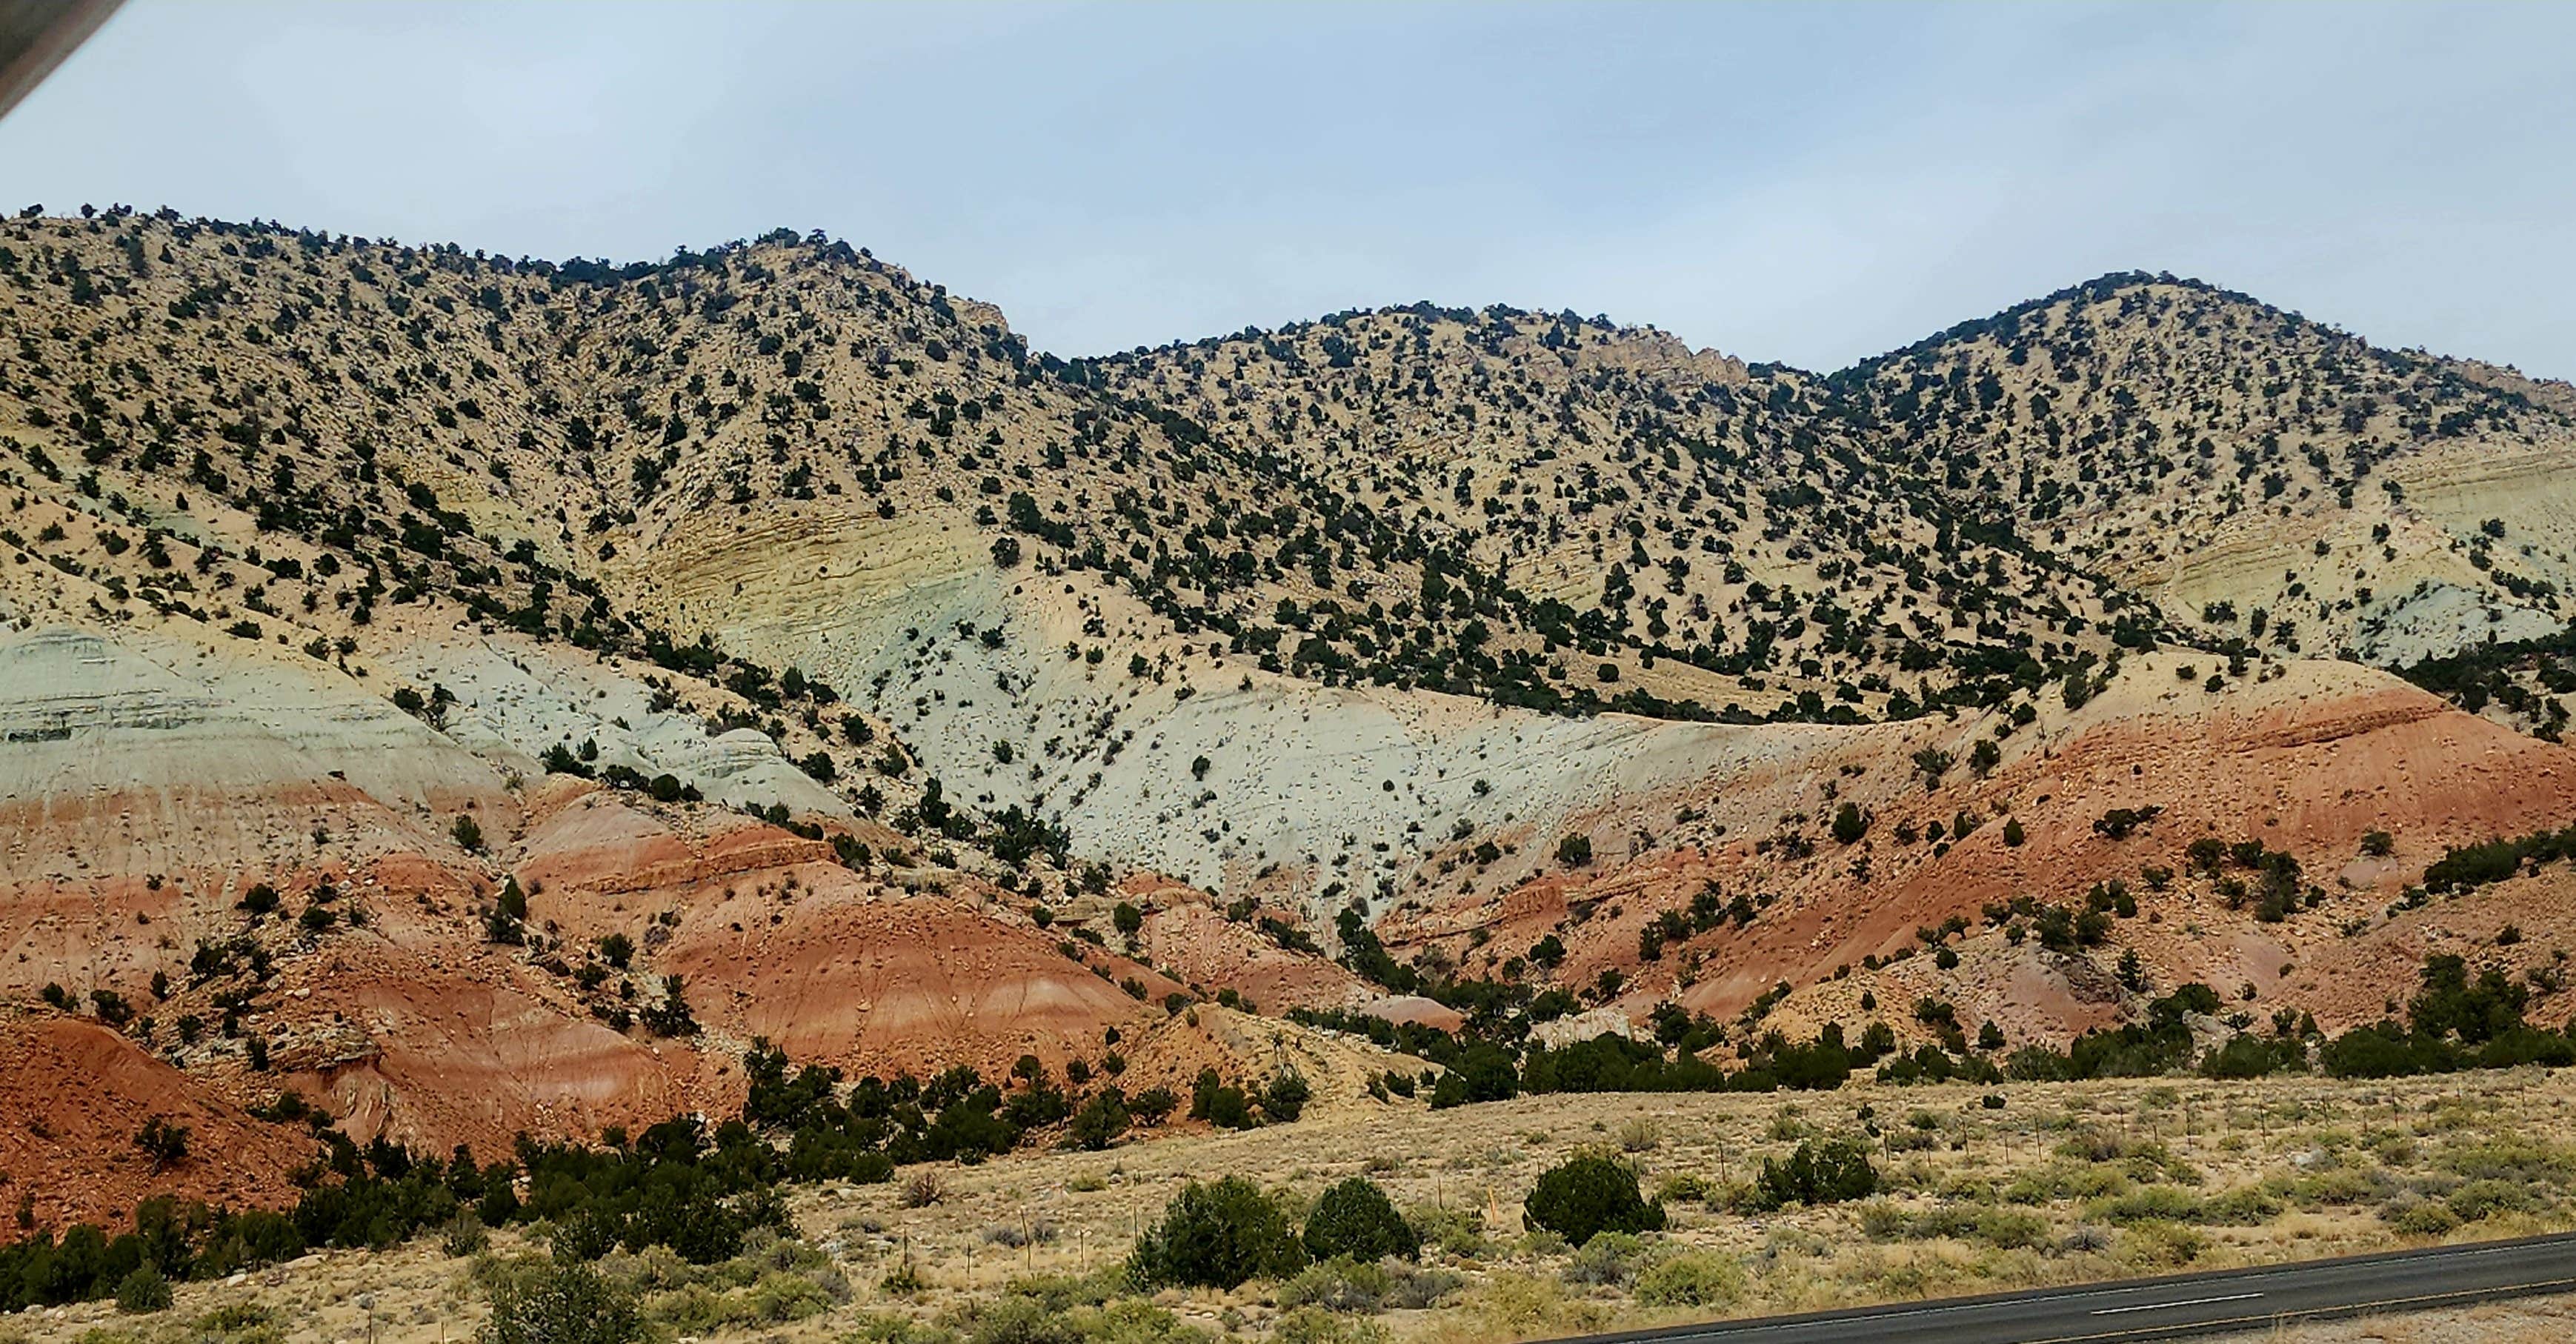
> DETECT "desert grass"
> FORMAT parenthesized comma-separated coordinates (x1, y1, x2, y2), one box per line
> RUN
(18, 1068, 2576, 1343)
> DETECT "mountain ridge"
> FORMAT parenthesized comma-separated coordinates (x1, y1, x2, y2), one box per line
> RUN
(8, 204, 2576, 1217)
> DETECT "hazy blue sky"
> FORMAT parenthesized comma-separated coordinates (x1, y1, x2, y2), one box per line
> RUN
(5, 1, 2570, 375)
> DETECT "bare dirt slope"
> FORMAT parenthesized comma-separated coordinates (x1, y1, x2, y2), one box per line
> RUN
(1393, 651, 2576, 1046)
(0, 1014, 317, 1231)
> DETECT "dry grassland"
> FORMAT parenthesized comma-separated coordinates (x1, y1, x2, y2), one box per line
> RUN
(19, 1070, 2576, 1343)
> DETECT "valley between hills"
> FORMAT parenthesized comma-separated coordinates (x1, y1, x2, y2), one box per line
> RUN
(7, 207, 2576, 1340)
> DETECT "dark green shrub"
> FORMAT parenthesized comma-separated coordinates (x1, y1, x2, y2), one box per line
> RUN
(1831, 802, 1866, 845)
(1302, 1177, 1418, 1263)
(1128, 1177, 1307, 1288)
(2202, 1033, 2304, 1079)
(2475, 1025, 2576, 1069)
(114, 1265, 172, 1314)
(2409, 953, 2527, 1043)
(547, 1204, 625, 1262)
(1751, 1138, 1877, 1210)
(1259, 1071, 1311, 1123)
(442, 1211, 490, 1257)
(480, 1259, 640, 1344)
(1428, 1043, 1520, 1108)
(1190, 1068, 1257, 1129)
(2320, 1022, 2449, 1078)
(1068, 1089, 1130, 1151)
(1130, 1087, 1179, 1125)
(2083, 806, 2160, 842)
(136, 1116, 190, 1171)
(1523, 1154, 1664, 1246)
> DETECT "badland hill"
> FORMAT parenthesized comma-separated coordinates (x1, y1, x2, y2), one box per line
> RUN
(6, 207, 2575, 1231)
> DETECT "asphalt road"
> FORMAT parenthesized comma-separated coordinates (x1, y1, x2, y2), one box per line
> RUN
(1562, 1232, 2576, 1343)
